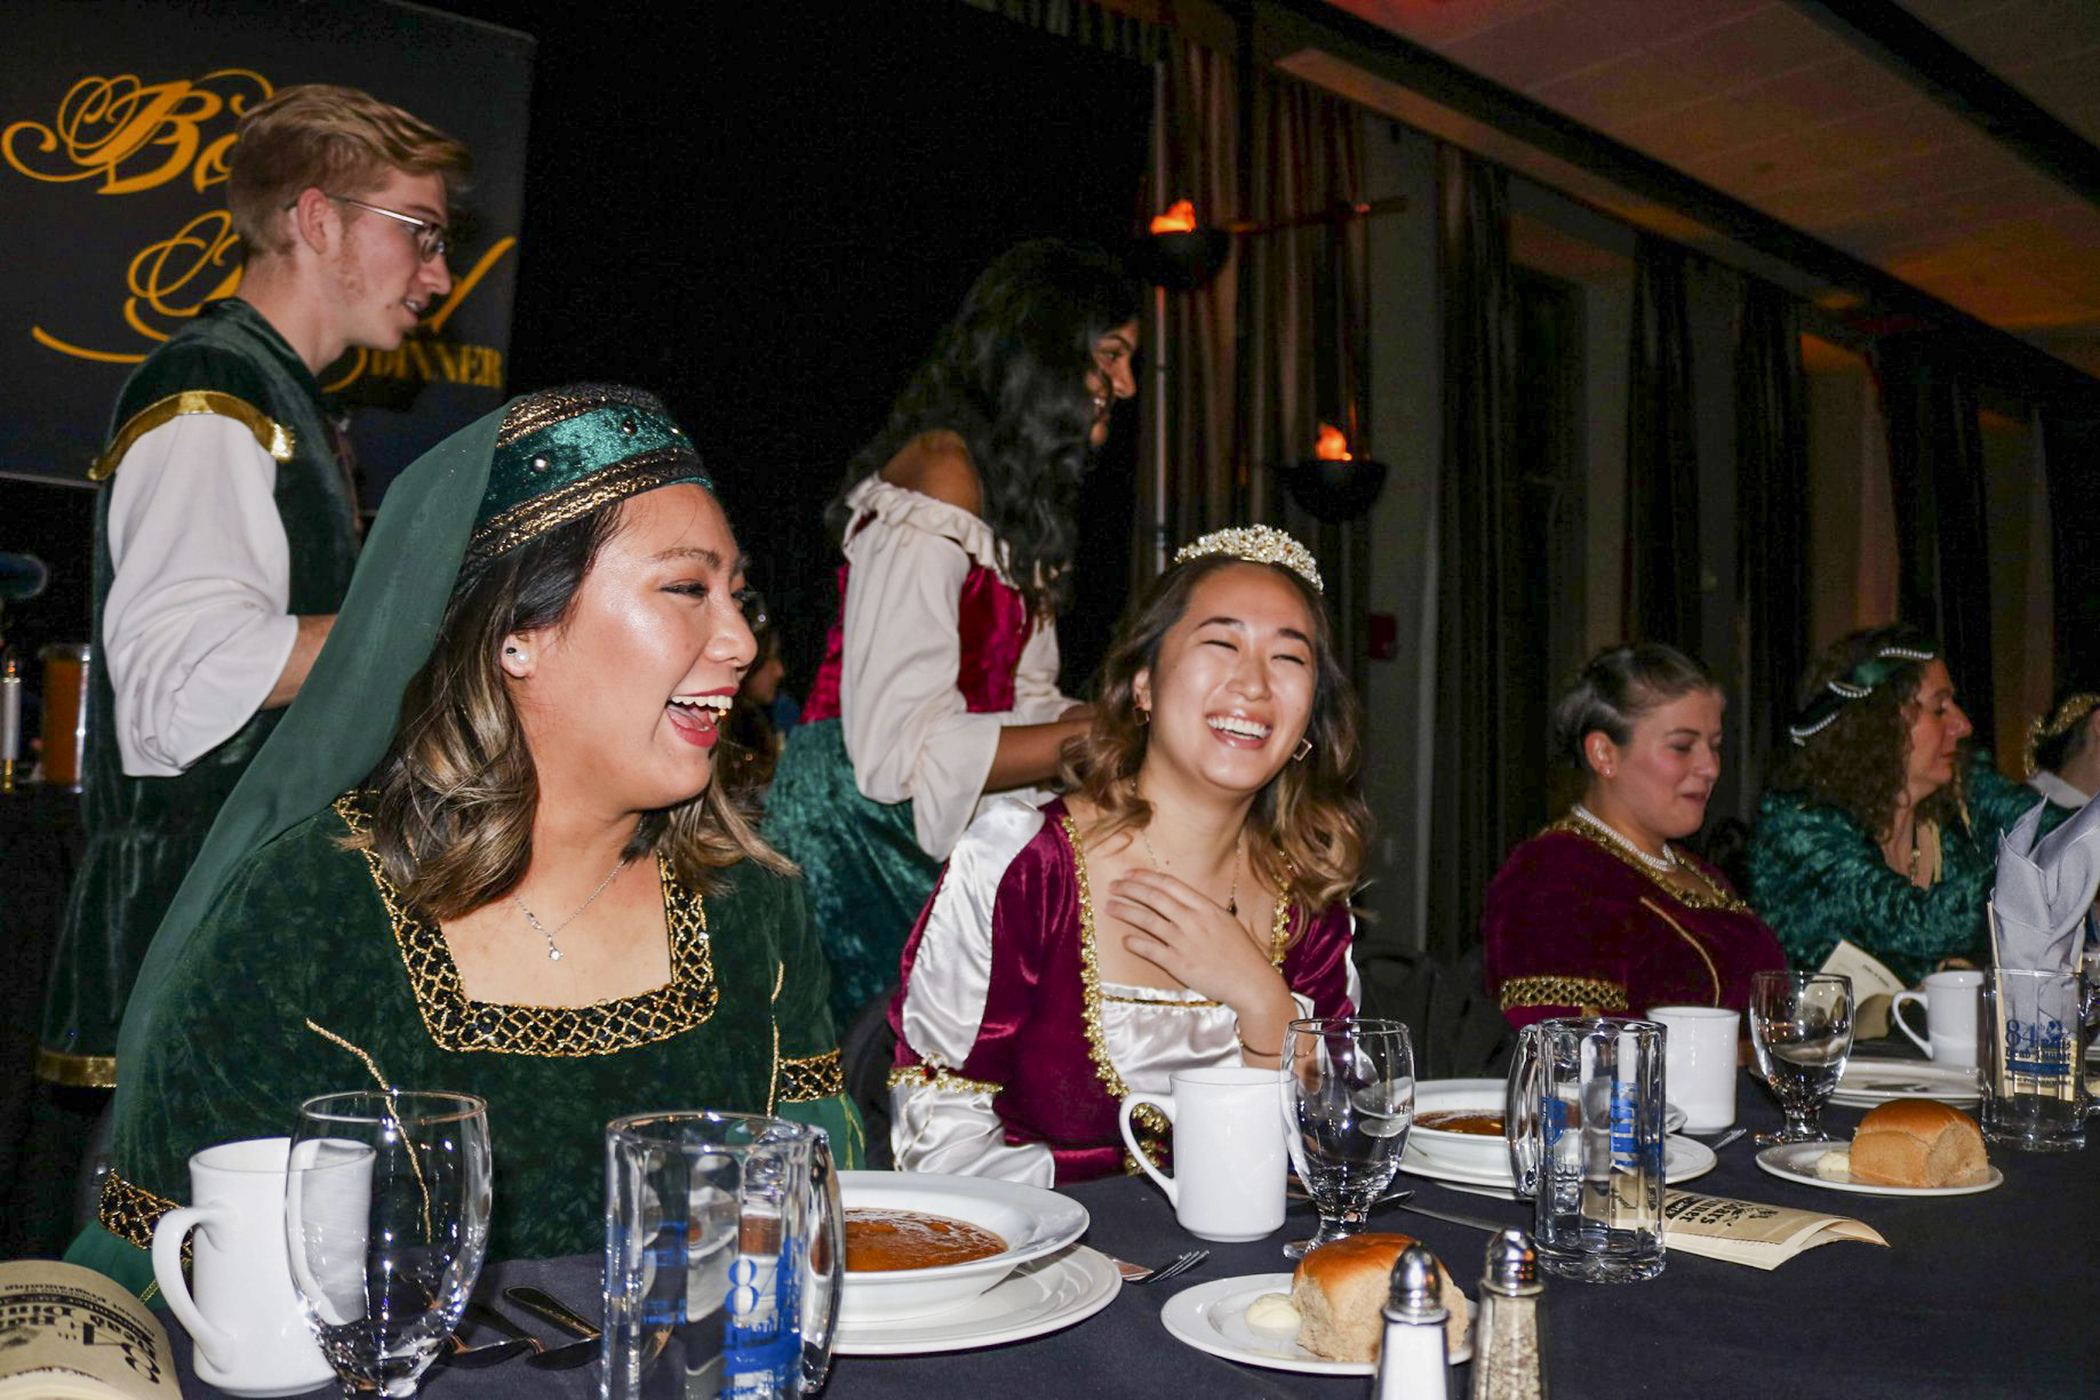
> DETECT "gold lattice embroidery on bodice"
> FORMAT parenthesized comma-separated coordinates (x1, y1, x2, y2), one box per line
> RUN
(1543, 815, 1753, 914)
(335, 795, 718, 1056)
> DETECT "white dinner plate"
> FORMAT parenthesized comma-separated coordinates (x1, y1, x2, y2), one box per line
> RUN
(1160, 1273, 1474, 1375)
(833, 1244, 1120, 1355)
(1410, 1079, 1686, 1134)
(1399, 1134, 1717, 1199)
(1827, 1059, 1981, 1108)
(1753, 1142, 2004, 1198)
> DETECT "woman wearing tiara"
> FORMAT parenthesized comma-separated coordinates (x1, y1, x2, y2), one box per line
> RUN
(1482, 644, 1785, 1029)
(888, 527, 1365, 1182)
(1751, 624, 2059, 982)
(2024, 689, 2100, 811)
(768, 239, 1141, 1024)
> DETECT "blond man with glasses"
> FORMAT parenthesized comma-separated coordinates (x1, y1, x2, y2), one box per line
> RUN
(41, 85, 471, 1094)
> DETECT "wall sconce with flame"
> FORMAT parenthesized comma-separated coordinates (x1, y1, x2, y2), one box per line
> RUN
(1275, 423, 1388, 524)
(1133, 200, 1232, 291)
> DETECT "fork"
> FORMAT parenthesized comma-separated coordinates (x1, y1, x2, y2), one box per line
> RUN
(1114, 1248, 1208, 1285)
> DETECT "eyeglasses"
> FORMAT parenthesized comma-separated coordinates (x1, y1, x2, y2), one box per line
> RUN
(301, 192, 452, 263)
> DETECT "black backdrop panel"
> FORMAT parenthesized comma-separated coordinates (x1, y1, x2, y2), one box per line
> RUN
(0, 0, 532, 504)
(432, 0, 1152, 689)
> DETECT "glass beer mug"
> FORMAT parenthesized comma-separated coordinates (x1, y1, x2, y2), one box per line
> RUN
(1504, 1017, 1667, 1283)
(603, 1112, 843, 1400)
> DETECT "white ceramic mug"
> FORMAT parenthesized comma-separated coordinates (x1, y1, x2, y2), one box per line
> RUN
(1648, 1005, 1739, 1132)
(1117, 1066, 1287, 1242)
(1893, 970, 1983, 1068)
(152, 1137, 336, 1398)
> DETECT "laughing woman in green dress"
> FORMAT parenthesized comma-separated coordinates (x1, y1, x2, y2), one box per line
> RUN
(69, 385, 861, 1295)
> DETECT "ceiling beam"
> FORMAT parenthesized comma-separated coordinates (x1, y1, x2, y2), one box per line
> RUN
(1248, 0, 2100, 401)
(1787, 0, 2100, 212)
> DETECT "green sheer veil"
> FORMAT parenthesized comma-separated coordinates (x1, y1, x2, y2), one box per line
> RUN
(111, 384, 714, 1102)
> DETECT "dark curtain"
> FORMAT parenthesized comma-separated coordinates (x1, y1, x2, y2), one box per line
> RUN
(1426, 147, 1519, 960)
(2041, 411, 2100, 690)
(1624, 236, 1702, 649)
(1733, 279, 1810, 813)
(1874, 335, 1996, 746)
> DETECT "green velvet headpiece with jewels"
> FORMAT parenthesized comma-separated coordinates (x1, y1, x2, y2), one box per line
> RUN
(470, 383, 714, 560)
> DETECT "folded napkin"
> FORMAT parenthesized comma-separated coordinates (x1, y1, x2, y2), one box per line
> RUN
(1661, 1191, 1885, 1270)
(1989, 795, 2100, 974)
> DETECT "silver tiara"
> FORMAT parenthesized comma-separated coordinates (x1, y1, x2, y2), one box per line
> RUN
(1172, 525, 1323, 594)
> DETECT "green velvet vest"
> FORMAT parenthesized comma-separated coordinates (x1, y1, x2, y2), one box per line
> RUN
(39, 300, 360, 1086)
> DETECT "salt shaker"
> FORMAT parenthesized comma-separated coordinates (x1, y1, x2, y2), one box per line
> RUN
(1372, 1242, 1448, 1400)
(1469, 1227, 1546, 1400)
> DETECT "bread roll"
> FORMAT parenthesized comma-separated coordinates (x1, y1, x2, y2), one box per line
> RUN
(1288, 1233, 1469, 1363)
(1848, 1098, 1988, 1188)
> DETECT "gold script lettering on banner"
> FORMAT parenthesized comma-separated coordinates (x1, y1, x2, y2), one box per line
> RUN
(2, 71, 266, 193)
(8, 68, 514, 394)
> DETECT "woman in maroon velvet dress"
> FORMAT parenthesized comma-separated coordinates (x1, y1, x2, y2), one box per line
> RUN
(888, 528, 1367, 1182)
(1483, 643, 1786, 1029)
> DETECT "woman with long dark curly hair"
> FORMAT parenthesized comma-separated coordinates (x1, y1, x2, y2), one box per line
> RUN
(887, 527, 1365, 1182)
(769, 239, 1140, 1022)
(1748, 623, 2059, 982)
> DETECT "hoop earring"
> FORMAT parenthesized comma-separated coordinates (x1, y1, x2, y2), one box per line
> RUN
(1292, 737, 1312, 763)
(1135, 706, 1150, 726)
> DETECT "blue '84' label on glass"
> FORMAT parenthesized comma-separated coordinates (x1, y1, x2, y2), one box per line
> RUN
(724, 1235, 802, 1395)
(1609, 1083, 1656, 1173)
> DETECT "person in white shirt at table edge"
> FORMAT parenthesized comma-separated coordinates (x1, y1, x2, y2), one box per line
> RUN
(37, 85, 472, 1092)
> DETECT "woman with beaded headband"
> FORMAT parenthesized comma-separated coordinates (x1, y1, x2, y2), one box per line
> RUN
(68, 385, 861, 1296)
(1748, 623, 2063, 983)
(887, 526, 1365, 1182)
(2024, 689, 2100, 810)
(1482, 643, 1786, 1028)
(767, 239, 1141, 1025)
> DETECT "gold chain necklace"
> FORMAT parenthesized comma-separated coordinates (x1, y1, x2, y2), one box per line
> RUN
(515, 854, 631, 962)
(1137, 823, 1246, 917)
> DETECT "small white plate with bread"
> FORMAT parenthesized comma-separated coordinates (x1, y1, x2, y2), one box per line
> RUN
(1160, 1234, 1474, 1376)
(1754, 1099, 2002, 1196)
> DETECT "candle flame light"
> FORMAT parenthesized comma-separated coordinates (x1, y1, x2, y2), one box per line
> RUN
(1314, 423, 1352, 462)
(1149, 200, 1199, 235)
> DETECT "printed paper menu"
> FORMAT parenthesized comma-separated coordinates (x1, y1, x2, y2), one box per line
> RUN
(1662, 1190, 1888, 1270)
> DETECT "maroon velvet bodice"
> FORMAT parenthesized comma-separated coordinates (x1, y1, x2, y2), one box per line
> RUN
(801, 522, 1031, 724)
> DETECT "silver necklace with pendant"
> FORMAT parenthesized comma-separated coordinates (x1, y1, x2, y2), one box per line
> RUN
(515, 854, 631, 962)
(1138, 823, 1246, 917)
(1570, 803, 1678, 875)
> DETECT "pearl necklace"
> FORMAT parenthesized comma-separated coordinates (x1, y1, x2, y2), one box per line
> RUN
(514, 854, 632, 962)
(1570, 803, 1678, 875)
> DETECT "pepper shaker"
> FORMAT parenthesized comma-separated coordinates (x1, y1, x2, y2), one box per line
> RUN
(1470, 1228, 1546, 1400)
(1372, 1242, 1448, 1400)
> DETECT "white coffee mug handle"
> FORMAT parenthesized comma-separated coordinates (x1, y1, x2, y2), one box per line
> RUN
(1118, 1093, 1177, 1204)
(152, 1204, 235, 1370)
(1891, 989, 1931, 1056)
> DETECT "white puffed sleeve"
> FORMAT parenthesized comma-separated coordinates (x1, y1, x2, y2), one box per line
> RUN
(102, 414, 299, 776)
(890, 798, 1055, 1185)
(1008, 615, 1075, 725)
(837, 480, 1042, 859)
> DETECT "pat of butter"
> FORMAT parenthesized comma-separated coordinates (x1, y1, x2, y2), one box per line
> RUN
(1244, 1292, 1300, 1331)
(1813, 1149, 1851, 1181)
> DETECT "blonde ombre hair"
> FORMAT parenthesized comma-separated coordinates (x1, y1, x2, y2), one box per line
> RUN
(229, 83, 471, 258)
(1060, 554, 1370, 924)
(353, 498, 790, 919)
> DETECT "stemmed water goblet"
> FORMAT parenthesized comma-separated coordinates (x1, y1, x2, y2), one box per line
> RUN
(285, 1090, 492, 1398)
(1749, 971, 1854, 1145)
(1278, 1017, 1414, 1259)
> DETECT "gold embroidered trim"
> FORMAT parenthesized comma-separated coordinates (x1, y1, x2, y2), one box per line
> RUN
(1544, 816, 1752, 913)
(34, 1047, 117, 1087)
(335, 795, 718, 1056)
(1637, 897, 1722, 1005)
(99, 1171, 179, 1251)
(778, 1050, 845, 1103)
(495, 384, 659, 446)
(467, 448, 699, 558)
(1496, 974, 1629, 1014)
(767, 961, 787, 1114)
(90, 390, 293, 482)
(887, 1062, 1003, 1098)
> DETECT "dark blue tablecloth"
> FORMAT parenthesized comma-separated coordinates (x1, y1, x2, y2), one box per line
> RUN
(171, 1061, 2097, 1399)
